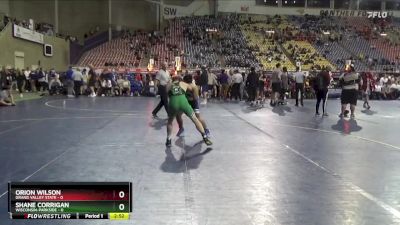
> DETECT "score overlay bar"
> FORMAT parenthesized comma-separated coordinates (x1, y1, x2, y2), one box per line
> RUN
(8, 182, 132, 220)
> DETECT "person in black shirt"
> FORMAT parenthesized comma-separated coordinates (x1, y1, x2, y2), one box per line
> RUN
(199, 66, 209, 104)
(16, 69, 25, 97)
(314, 66, 331, 116)
(0, 68, 16, 106)
(88, 66, 97, 97)
(246, 67, 258, 105)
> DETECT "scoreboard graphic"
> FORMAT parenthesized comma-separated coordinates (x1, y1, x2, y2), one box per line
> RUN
(8, 182, 132, 220)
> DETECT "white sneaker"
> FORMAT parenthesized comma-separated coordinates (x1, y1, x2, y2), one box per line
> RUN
(67, 95, 75, 98)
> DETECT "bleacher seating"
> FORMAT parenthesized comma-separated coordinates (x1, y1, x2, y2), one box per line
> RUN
(283, 41, 335, 71)
(76, 14, 400, 73)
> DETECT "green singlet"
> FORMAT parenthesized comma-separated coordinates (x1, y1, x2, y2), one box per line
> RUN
(168, 81, 194, 118)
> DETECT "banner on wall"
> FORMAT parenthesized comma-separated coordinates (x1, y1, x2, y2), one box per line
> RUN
(13, 24, 44, 44)
(320, 10, 393, 18)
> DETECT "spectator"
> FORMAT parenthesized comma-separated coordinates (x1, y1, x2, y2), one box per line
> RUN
(270, 63, 282, 106)
(218, 69, 230, 101)
(88, 66, 97, 97)
(207, 69, 218, 98)
(279, 67, 289, 105)
(65, 66, 74, 98)
(16, 69, 25, 98)
(199, 66, 209, 104)
(73, 68, 84, 97)
(314, 67, 331, 116)
(81, 69, 88, 95)
(0, 69, 16, 106)
(37, 68, 47, 92)
(339, 64, 360, 118)
(246, 67, 258, 105)
(24, 67, 31, 92)
(230, 69, 243, 101)
(293, 66, 305, 107)
(117, 75, 131, 96)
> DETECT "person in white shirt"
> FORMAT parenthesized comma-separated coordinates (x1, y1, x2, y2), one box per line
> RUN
(152, 63, 171, 118)
(379, 75, 388, 87)
(293, 66, 305, 106)
(73, 68, 84, 97)
(24, 67, 31, 92)
(230, 69, 243, 101)
(49, 70, 62, 92)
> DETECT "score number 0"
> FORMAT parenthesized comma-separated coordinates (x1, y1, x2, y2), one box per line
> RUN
(118, 191, 125, 211)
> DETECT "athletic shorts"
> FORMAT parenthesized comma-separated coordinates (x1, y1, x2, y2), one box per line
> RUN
(258, 84, 264, 93)
(188, 100, 200, 114)
(341, 89, 358, 105)
(271, 82, 281, 93)
(168, 95, 194, 118)
(201, 85, 208, 93)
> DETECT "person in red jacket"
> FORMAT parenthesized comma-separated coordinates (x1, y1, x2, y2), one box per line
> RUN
(361, 71, 375, 110)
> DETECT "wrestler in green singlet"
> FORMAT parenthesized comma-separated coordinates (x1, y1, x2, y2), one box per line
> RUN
(165, 78, 212, 147)
(168, 81, 194, 118)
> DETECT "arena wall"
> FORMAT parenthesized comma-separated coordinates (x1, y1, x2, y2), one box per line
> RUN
(58, 0, 109, 41)
(162, 0, 212, 19)
(9, 0, 54, 26)
(218, 0, 329, 16)
(0, 23, 69, 71)
(111, 0, 157, 31)
(217, 0, 400, 17)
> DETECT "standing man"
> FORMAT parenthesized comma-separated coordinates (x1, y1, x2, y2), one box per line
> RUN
(66, 66, 75, 98)
(314, 66, 331, 116)
(279, 67, 289, 105)
(199, 66, 209, 104)
(73, 68, 84, 97)
(361, 69, 374, 110)
(218, 69, 229, 101)
(293, 66, 305, 107)
(339, 64, 360, 118)
(270, 63, 282, 106)
(231, 69, 243, 101)
(152, 63, 171, 118)
(24, 67, 31, 92)
(246, 67, 258, 106)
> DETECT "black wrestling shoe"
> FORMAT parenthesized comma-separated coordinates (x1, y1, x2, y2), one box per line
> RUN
(165, 138, 172, 147)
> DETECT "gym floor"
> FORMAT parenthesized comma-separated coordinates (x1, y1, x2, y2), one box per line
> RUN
(0, 96, 399, 225)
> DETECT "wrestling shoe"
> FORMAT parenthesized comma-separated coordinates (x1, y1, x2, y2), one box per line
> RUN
(344, 110, 350, 118)
(203, 135, 213, 146)
(176, 128, 185, 137)
(165, 138, 172, 147)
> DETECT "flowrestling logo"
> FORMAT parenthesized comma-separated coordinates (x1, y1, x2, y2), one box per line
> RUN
(367, 11, 388, 18)
(320, 10, 393, 18)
